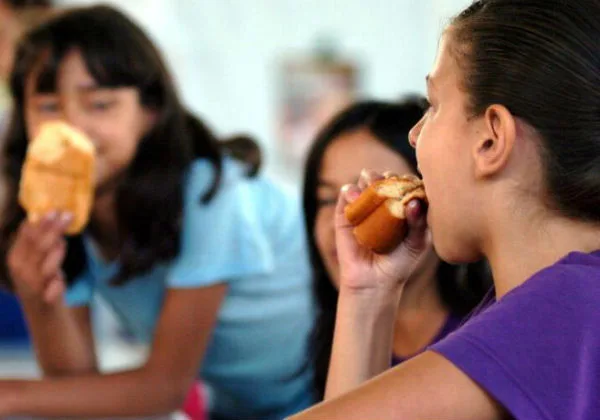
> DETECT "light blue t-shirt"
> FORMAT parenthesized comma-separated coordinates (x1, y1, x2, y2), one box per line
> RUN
(65, 158, 315, 419)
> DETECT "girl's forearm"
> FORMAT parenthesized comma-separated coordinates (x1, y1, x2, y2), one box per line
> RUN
(3, 366, 189, 417)
(324, 285, 402, 400)
(19, 296, 97, 376)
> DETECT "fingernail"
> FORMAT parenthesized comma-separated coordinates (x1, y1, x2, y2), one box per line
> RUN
(341, 184, 351, 193)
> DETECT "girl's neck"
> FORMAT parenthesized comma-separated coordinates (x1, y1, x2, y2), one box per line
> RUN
(485, 205, 600, 299)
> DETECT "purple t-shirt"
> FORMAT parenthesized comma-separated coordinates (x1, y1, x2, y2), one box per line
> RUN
(431, 250, 600, 420)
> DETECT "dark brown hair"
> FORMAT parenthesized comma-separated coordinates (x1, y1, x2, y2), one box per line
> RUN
(3, 0, 51, 8)
(450, 0, 600, 222)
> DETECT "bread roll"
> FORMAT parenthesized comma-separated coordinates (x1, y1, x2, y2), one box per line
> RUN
(19, 121, 95, 235)
(344, 175, 426, 253)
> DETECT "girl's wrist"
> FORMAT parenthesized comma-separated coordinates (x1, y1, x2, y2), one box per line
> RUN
(17, 289, 61, 311)
(338, 281, 404, 312)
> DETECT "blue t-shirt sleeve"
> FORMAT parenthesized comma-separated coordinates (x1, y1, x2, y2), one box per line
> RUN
(64, 273, 94, 307)
(168, 160, 275, 288)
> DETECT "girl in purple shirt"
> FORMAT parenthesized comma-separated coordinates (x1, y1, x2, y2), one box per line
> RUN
(290, 0, 600, 419)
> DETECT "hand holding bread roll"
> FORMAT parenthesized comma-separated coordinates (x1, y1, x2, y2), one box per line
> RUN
(344, 175, 427, 254)
(19, 121, 96, 235)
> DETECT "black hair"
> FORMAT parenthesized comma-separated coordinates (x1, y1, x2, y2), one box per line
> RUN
(0, 5, 261, 287)
(451, 0, 600, 223)
(302, 97, 491, 399)
(3, 0, 51, 8)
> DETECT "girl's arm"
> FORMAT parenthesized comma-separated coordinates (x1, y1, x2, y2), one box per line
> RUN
(313, 285, 505, 419)
(324, 287, 401, 399)
(9, 217, 97, 376)
(291, 350, 505, 420)
(0, 284, 227, 417)
(19, 299, 98, 376)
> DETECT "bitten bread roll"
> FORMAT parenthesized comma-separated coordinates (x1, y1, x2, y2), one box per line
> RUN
(19, 121, 96, 235)
(344, 175, 427, 254)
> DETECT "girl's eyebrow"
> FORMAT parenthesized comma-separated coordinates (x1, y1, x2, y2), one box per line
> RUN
(76, 83, 102, 93)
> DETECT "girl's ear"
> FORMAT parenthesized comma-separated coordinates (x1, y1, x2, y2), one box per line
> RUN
(472, 104, 517, 179)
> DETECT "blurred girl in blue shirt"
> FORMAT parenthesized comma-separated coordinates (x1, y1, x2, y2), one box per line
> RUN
(0, 5, 314, 419)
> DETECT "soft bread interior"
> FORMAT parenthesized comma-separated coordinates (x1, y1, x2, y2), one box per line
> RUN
(385, 199, 406, 218)
(28, 121, 95, 164)
(374, 176, 423, 199)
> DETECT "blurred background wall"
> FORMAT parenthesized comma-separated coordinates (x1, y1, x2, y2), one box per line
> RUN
(55, 0, 471, 187)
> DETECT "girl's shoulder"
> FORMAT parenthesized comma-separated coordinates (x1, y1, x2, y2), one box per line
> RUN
(169, 158, 308, 288)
